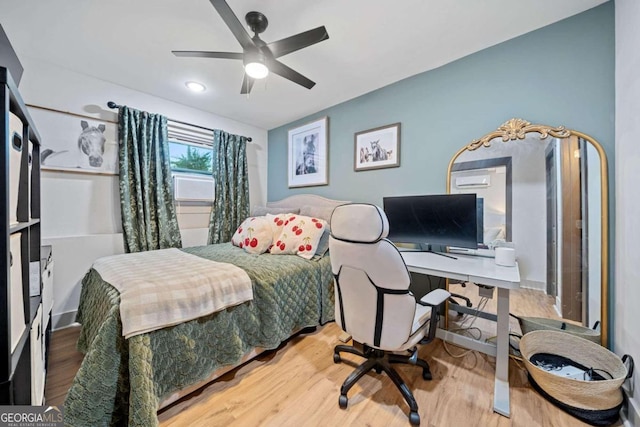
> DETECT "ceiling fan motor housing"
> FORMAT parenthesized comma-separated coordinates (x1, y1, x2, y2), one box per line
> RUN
(243, 49, 267, 67)
(245, 11, 268, 34)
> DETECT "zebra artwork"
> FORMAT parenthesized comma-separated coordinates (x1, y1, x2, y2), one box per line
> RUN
(295, 133, 318, 175)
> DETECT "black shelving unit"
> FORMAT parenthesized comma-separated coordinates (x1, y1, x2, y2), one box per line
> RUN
(1, 66, 43, 404)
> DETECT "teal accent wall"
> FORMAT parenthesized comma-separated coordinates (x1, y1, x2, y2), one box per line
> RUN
(267, 3, 614, 206)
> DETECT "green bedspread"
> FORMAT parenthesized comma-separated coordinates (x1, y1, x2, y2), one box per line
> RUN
(63, 243, 335, 427)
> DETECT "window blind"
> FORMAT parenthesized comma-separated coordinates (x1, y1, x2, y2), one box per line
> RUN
(167, 121, 214, 148)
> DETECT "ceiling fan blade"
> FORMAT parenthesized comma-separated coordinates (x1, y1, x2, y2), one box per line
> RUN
(172, 51, 243, 60)
(266, 58, 315, 89)
(209, 0, 255, 50)
(240, 74, 255, 94)
(267, 26, 329, 58)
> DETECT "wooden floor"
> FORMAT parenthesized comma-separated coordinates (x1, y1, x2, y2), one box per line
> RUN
(45, 316, 618, 426)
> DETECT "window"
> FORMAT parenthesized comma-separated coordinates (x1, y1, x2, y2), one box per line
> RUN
(169, 140, 212, 175)
(167, 120, 215, 175)
(167, 121, 215, 205)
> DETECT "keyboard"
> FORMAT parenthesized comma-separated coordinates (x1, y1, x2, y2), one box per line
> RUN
(448, 247, 496, 258)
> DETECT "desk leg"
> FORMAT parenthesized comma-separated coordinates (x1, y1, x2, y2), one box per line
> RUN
(494, 287, 510, 417)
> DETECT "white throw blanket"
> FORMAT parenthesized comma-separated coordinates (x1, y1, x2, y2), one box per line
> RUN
(92, 248, 253, 339)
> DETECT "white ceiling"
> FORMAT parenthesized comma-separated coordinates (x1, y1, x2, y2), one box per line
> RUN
(1, 0, 607, 130)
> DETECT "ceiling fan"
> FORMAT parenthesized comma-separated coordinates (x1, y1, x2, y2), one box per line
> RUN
(173, 0, 329, 94)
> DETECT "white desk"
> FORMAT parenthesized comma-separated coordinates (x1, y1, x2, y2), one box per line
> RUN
(401, 251, 520, 417)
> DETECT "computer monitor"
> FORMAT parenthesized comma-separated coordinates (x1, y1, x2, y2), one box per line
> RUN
(383, 193, 478, 250)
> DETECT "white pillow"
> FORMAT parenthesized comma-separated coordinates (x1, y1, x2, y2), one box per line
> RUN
(230, 216, 273, 254)
(270, 214, 328, 259)
(265, 213, 298, 241)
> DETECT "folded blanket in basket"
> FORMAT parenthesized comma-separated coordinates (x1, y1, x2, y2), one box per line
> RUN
(92, 248, 253, 338)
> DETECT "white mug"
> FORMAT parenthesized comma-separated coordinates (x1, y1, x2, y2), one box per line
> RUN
(495, 247, 516, 267)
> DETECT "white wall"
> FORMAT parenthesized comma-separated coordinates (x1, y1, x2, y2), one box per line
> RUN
(18, 56, 268, 329)
(615, 1, 640, 425)
(454, 138, 549, 289)
(511, 142, 547, 289)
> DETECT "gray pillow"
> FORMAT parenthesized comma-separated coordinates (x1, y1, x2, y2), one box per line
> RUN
(251, 206, 300, 216)
(299, 205, 337, 223)
(313, 228, 331, 258)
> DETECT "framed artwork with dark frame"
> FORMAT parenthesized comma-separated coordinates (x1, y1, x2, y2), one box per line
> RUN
(287, 116, 329, 188)
(354, 122, 400, 171)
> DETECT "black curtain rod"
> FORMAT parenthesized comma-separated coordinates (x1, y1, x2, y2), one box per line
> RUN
(106, 101, 252, 142)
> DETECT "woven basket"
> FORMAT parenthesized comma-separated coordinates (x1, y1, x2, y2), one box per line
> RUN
(520, 330, 627, 412)
(512, 314, 601, 344)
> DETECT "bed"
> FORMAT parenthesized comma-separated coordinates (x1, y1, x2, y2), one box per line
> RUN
(63, 195, 348, 427)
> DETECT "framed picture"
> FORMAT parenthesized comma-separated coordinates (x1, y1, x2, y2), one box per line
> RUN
(354, 122, 401, 171)
(28, 106, 118, 175)
(288, 117, 329, 188)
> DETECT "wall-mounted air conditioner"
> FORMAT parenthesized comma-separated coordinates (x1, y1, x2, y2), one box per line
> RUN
(173, 174, 215, 202)
(456, 175, 491, 188)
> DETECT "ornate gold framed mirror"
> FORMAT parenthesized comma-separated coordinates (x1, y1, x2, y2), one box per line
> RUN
(446, 118, 609, 347)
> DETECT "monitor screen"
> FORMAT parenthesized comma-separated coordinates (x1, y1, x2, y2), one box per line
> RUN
(383, 193, 478, 249)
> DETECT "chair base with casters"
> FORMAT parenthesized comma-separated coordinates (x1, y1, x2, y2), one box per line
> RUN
(331, 287, 447, 426)
(333, 343, 431, 425)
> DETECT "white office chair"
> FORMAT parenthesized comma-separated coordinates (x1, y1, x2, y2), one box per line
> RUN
(329, 203, 450, 425)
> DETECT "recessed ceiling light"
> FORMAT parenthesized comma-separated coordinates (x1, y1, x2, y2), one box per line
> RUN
(185, 81, 206, 93)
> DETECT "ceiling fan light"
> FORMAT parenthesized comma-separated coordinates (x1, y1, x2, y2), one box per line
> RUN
(185, 81, 206, 92)
(245, 62, 269, 79)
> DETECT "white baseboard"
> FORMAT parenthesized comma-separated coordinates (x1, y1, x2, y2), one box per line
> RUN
(621, 390, 640, 427)
(554, 299, 562, 317)
(52, 310, 78, 331)
(519, 279, 546, 291)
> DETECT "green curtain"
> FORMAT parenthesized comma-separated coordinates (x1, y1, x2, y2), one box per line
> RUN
(208, 130, 250, 244)
(118, 106, 182, 253)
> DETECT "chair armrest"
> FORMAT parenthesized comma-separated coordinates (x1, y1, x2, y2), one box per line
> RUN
(418, 288, 450, 307)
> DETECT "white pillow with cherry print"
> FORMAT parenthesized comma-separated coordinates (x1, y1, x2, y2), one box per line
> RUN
(230, 216, 273, 254)
(267, 212, 304, 252)
(265, 213, 298, 242)
(270, 215, 327, 259)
